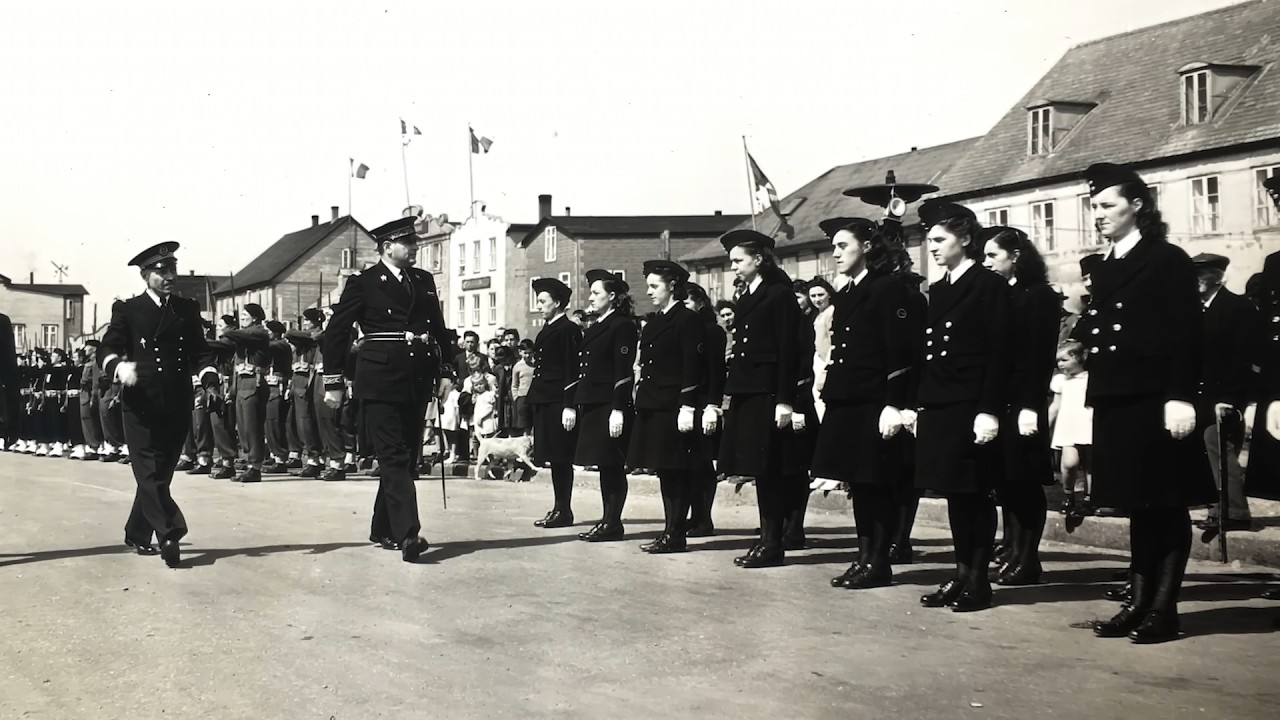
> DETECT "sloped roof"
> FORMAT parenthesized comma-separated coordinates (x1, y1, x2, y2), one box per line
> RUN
(171, 274, 228, 307)
(937, 0, 1280, 198)
(214, 216, 368, 294)
(0, 276, 88, 296)
(681, 138, 978, 262)
(519, 214, 748, 247)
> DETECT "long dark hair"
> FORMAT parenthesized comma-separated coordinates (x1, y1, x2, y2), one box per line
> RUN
(986, 227, 1048, 285)
(734, 240, 792, 287)
(686, 282, 717, 323)
(1115, 180, 1168, 242)
(599, 277, 635, 317)
(934, 215, 984, 261)
(648, 267, 690, 302)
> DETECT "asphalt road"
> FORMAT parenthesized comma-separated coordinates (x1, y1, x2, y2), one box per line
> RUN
(1, 452, 1277, 719)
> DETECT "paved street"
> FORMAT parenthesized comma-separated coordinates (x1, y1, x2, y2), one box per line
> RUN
(1, 452, 1277, 720)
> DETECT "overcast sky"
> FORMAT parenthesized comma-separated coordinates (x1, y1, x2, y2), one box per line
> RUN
(0, 0, 1241, 317)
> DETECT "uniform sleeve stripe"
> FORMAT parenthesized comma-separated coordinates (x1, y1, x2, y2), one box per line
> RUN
(680, 385, 697, 394)
(564, 381, 580, 390)
(887, 367, 909, 380)
(614, 378, 632, 389)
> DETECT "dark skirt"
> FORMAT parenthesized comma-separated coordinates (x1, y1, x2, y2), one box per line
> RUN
(532, 401, 578, 466)
(718, 393, 811, 477)
(914, 401, 1003, 495)
(1246, 409, 1280, 500)
(811, 400, 902, 485)
(627, 408, 712, 472)
(573, 402, 632, 467)
(999, 406, 1054, 488)
(1091, 394, 1215, 509)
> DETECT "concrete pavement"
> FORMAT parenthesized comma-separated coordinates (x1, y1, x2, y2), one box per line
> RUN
(1, 452, 1277, 719)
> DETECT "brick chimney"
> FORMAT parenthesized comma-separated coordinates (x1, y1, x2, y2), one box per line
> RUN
(538, 194, 552, 220)
(564, 206, 571, 216)
(331, 206, 340, 221)
(311, 215, 320, 227)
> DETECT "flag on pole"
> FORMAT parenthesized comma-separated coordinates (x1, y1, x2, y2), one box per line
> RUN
(351, 158, 369, 179)
(400, 118, 407, 135)
(413, 125, 422, 135)
(746, 151, 794, 239)
(470, 128, 493, 154)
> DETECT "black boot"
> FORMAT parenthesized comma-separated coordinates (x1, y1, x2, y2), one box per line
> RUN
(581, 486, 626, 542)
(538, 464, 574, 528)
(888, 491, 919, 564)
(739, 516, 784, 568)
(781, 484, 809, 551)
(735, 505, 767, 567)
(641, 491, 675, 553)
(845, 505, 893, 589)
(832, 534, 870, 588)
(1095, 572, 1151, 637)
(647, 491, 689, 554)
(998, 510, 1044, 586)
(687, 484, 717, 537)
(1130, 515, 1188, 644)
(952, 553, 994, 612)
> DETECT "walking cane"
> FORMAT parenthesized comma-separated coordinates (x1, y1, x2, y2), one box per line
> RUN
(1216, 410, 1230, 564)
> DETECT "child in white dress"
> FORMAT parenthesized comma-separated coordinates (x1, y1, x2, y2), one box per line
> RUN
(1048, 340, 1092, 530)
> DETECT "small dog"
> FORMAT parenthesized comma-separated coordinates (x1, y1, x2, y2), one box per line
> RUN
(474, 434, 537, 481)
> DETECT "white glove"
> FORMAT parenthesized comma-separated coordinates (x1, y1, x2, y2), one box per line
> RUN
(561, 407, 577, 431)
(774, 403, 793, 430)
(1163, 400, 1196, 440)
(973, 413, 999, 445)
(608, 409, 625, 438)
(791, 413, 807, 432)
(900, 409, 918, 437)
(1243, 403, 1257, 439)
(677, 406, 695, 433)
(115, 361, 138, 387)
(701, 406, 720, 435)
(878, 406, 903, 439)
(323, 388, 344, 410)
(1268, 400, 1280, 442)
(1018, 409, 1038, 437)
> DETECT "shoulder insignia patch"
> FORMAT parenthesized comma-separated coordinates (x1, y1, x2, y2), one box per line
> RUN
(620, 346, 629, 355)
(697, 343, 704, 353)
(896, 308, 908, 319)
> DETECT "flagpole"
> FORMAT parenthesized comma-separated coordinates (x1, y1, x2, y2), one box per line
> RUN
(742, 136, 757, 232)
(401, 140, 412, 208)
(467, 125, 476, 218)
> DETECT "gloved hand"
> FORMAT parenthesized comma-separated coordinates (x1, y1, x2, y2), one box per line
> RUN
(878, 406, 903, 439)
(973, 413, 999, 445)
(1267, 400, 1280, 442)
(791, 413, 806, 432)
(774, 403, 793, 430)
(115, 361, 138, 387)
(1018, 409, 1038, 436)
(608, 409, 625, 438)
(561, 407, 577, 431)
(1243, 403, 1257, 439)
(900, 408, 918, 437)
(677, 406, 695, 433)
(701, 406, 720, 435)
(323, 388, 344, 410)
(1163, 400, 1195, 440)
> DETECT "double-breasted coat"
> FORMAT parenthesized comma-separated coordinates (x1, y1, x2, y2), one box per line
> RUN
(572, 310, 638, 467)
(626, 303, 707, 471)
(1000, 279, 1062, 486)
(528, 314, 582, 466)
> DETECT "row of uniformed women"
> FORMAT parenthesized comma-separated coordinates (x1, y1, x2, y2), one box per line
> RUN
(8, 347, 92, 456)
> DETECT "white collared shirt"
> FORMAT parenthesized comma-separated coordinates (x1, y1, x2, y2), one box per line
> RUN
(1202, 288, 1221, 309)
(850, 268, 869, 287)
(748, 275, 763, 294)
(381, 260, 404, 283)
(947, 258, 976, 283)
(663, 299, 680, 314)
(1108, 227, 1142, 260)
(145, 289, 168, 307)
(597, 307, 614, 323)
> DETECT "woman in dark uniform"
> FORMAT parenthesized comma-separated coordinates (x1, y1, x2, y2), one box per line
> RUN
(717, 229, 808, 568)
(572, 269, 638, 542)
(529, 278, 582, 529)
(684, 282, 726, 537)
(980, 227, 1060, 586)
(914, 201, 1011, 612)
(627, 260, 708, 553)
(1249, 178, 1280, 600)
(813, 219, 917, 590)
(1076, 163, 1215, 643)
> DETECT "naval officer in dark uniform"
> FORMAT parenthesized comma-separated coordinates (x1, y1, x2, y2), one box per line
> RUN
(1074, 163, 1215, 643)
(99, 242, 220, 567)
(528, 278, 583, 528)
(322, 217, 454, 562)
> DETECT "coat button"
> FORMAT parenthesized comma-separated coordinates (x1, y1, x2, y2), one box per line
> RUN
(1088, 309, 1097, 316)
(940, 350, 948, 357)
(1092, 328, 1100, 335)
(1091, 347, 1100, 354)
(926, 328, 933, 334)
(926, 341, 933, 347)
(1113, 324, 1122, 331)
(1115, 302, 1123, 309)
(1109, 345, 1117, 351)
(945, 321, 953, 328)
(926, 354, 933, 360)
(942, 335, 950, 342)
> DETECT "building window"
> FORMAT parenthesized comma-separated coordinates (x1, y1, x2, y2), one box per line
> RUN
(64, 298, 77, 321)
(457, 243, 467, 275)
(340, 247, 353, 270)
(472, 240, 481, 274)
(488, 237, 498, 271)
(12, 323, 25, 350)
(1191, 175, 1221, 233)
(985, 208, 1009, 226)
(707, 271, 722, 301)
(1147, 184, 1161, 210)
(609, 269, 627, 282)
(1028, 107, 1052, 155)
(1031, 201, 1055, 251)
(1256, 167, 1280, 227)
(1182, 70, 1210, 125)
(544, 227, 558, 262)
(816, 252, 834, 281)
(471, 294, 481, 325)
(1078, 195, 1101, 247)
(528, 277, 541, 311)
(488, 292, 497, 325)
(42, 324, 58, 348)
(457, 296, 465, 327)
(558, 272, 572, 290)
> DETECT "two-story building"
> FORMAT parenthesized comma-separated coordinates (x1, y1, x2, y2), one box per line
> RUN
(0, 273, 87, 351)
(934, 0, 1280, 295)
(448, 202, 537, 341)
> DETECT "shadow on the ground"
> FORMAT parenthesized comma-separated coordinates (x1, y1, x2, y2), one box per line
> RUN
(410, 532, 625, 564)
(0, 541, 369, 569)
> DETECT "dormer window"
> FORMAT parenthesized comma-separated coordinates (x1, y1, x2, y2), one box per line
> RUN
(1026, 100, 1096, 156)
(1179, 62, 1259, 126)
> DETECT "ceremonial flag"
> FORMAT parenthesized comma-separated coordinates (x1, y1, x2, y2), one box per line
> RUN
(746, 150, 794, 239)
(351, 159, 369, 179)
(400, 118, 407, 135)
(470, 128, 493, 154)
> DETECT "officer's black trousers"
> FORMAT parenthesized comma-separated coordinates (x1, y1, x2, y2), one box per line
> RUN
(1129, 507, 1192, 612)
(121, 404, 189, 543)
(363, 399, 427, 541)
(946, 492, 997, 581)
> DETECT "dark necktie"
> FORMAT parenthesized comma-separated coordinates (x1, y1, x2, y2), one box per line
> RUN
(400, 271, 412, 295)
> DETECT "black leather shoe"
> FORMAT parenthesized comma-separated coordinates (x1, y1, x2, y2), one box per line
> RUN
(738, 544, 784, 568)
(124, 538, 159, 556)
(1094, 605, 1148, 637)
(578, 521, 623, 541)
(369, 535, 401, 551)
(175, 459, 194, 472)
(643, 534, 687, 554)
(887, 543, 913, 565)
(1104, 583, 1133, 603)
(186, 464, 211, 475)
(921, 579, 965, 608)
(996, 563, 1042, 586)
(542, 509, 575, 529)
(296, 464, 322, 478)
(211, 465, 235, 479)
(734, 543, 763, 566)
(320, 468, 346, 482)
(160, 539, 181, 568)
(830, 563, 863, 588)
(1128, 610, 1180, 644)
(260, 459, 284, 474)
(234, 469, 262, 484)
(101, 452, 119, 463)
(949, 587, 993, 612)
(1261, 587, 1280, 600)
(843, 565, 892, 590)
(685, 522, 715, 538)
(286, 457, 304, 469)
(401, 536, 430, 562)
(533, 510, 555, 528)
(83, 452, 99, 461)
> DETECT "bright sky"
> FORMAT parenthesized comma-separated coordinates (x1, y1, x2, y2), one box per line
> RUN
(0, 0, 1240, 320)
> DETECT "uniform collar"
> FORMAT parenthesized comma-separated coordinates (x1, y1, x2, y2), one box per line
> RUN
(748, 275, 763, 294)
(947, 258, 975, 283)
(380, 259, 404, 282)
(1108, 227, 1142, 260)
(145, 288, 168, 307)
(1203, 287, 1222, 309)
(851, 267, 869, 287)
